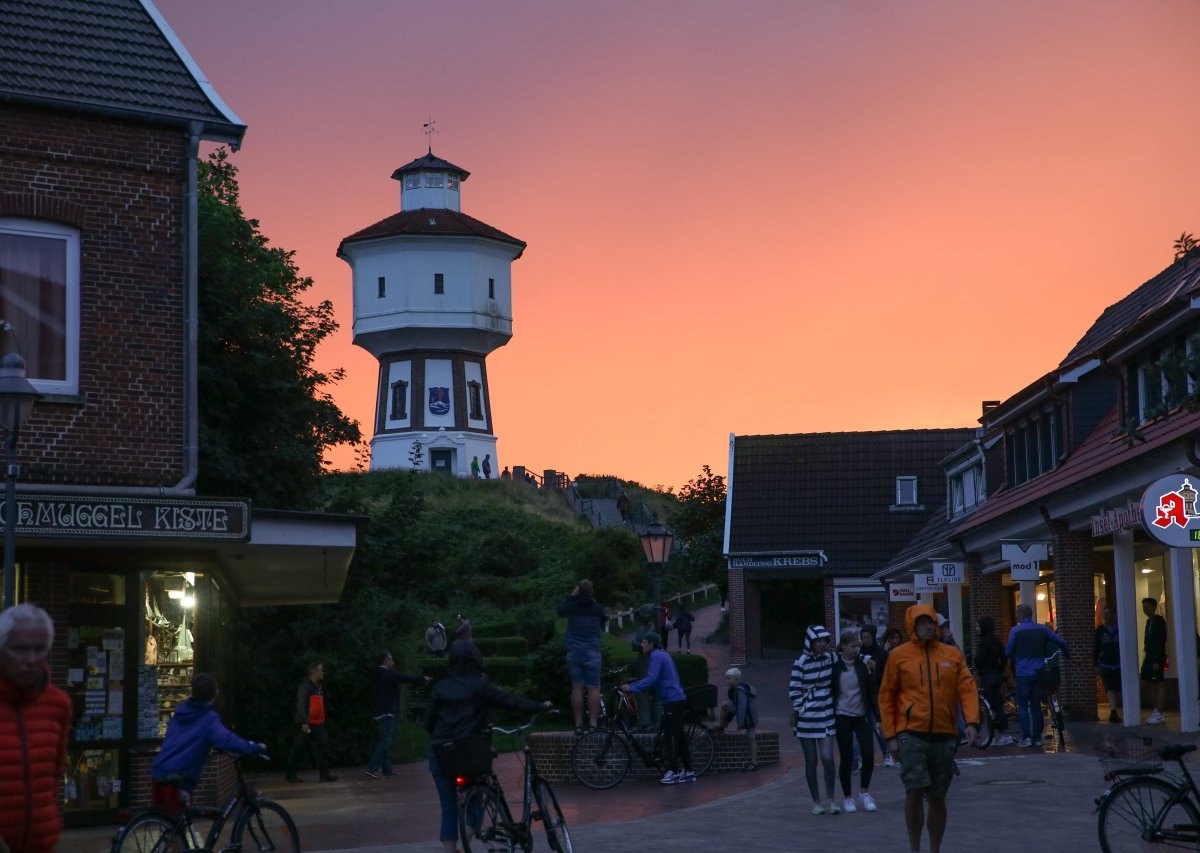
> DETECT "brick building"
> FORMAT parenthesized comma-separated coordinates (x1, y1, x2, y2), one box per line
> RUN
(722, 428, 975, 664)
(1, 0, 358, 825)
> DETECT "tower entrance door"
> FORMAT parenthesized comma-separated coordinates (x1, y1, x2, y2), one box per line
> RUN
(430, 448, 455, 473)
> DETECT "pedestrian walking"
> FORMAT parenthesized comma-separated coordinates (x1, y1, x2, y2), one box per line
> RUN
(1005, 604, 1069, 747)
(879, 604, 978, 853)
(285, 661, 338, 783)
(974, 617, 1014, 745)
(1141, 597, 1167, 725)
(481, 454, 492, 479)
(673, 602, 694, 652)
(470, 456, 480, 478)
(1094, 606, 1121, 722)
(790, 624, 838, 814)
(832, 629, 879, 813)
(859, 624, 893, 766)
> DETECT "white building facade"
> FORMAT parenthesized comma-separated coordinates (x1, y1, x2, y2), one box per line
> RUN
(338, 152, 526, 475)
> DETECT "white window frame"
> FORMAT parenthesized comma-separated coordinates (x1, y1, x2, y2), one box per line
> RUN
(895, 476, 918, 506)
(0, 218, 80, 395)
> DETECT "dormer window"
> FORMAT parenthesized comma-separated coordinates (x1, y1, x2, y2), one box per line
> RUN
(424, 172, 444, 188)
(1129, 327, 1200, 423)
(1005, 404, 1063, 487)
(895, 476, 918, 506)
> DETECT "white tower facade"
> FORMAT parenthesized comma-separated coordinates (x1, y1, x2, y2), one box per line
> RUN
(338, 152, 525, 475)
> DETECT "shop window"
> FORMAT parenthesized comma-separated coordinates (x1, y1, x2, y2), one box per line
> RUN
(64, 747, 120, 814)
(140, 571, 202, 738)
(69, 572, 125, 605)
(834, 588, 889, 635)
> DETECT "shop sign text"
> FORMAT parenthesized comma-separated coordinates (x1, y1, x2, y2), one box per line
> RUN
(729, 551, 829, 570)
(0, 495, 250, 541)
(1091, 501, 1142, 537)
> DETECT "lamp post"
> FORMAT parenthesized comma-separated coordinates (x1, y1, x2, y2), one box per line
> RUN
(639, 519, 674, 624)
(0, 352, 39, 609)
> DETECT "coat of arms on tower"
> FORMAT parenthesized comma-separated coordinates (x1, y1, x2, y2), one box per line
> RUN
(428, 387, 450, 416)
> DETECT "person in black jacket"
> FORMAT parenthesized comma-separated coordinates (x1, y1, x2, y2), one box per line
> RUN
(425, 640, 551, 853)
(974, 617, 1014, 745)
(831, 629, 879, 813)
(365, 652, 430, 779)
(859, 624, 892, 765)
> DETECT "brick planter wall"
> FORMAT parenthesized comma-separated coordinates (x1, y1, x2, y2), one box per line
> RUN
(529, 730, 780, 785)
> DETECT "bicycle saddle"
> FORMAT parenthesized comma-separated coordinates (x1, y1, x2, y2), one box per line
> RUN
(1161, 743, 1198, 761)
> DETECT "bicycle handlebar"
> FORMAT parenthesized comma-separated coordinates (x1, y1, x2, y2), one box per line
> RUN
(491, 709, 559, 736)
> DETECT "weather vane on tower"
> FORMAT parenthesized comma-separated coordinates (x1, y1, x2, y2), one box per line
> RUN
(423, 118, 437, 154)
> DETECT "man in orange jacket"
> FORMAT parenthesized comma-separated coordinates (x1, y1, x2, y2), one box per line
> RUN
(879, 604, 978, 853)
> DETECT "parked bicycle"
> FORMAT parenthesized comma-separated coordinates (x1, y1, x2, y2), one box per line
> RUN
(1096, 733, 1200, 851)
(110, 750, 298, 853)
(454, 713, 572, 853)
(569, 684, 715, 789)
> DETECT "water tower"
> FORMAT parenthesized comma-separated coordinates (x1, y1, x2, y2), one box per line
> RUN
(338, 150, 525, 475)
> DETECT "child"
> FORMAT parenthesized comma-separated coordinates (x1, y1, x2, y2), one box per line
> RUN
(151, 673, 267, 815)
(717, 667, 759, 770)
(790, 625, 838, 814)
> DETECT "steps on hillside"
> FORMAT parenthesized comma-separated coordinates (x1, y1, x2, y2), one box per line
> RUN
(586, 497, 625, 528)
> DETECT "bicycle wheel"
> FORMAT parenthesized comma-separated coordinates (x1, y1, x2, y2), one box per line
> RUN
(533, 779, 573, 853)
(686, 722, 716, 775)
(976, 695, 995, 749)
(232, 800, 300, 853)
(111, 812, 183, 853)
(569, 729, 631, 790)
(1052, 696, 1067, 737)
(1098, 775, 1200, 851)
(459, 785, 515, 853)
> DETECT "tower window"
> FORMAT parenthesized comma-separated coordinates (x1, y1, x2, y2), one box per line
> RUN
(434, 273, 444, 295)
(377, 276, 386, 298)
(448, 175, 460, 191)
(467, 380, 483, 420)
(390, 380, 408, 420)
(424, 172, 444, 188)
(488, 278, 495, 299)
(404, 174, 419, 190)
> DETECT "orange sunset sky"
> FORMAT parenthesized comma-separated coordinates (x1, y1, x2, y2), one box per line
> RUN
(155, 0, 1200, 490)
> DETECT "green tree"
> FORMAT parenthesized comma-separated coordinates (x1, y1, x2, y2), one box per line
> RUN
(666, 465, 727, 587)
(196, 150, 360, 507)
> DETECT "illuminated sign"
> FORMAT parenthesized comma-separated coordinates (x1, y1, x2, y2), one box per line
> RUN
(0, 495, 250, 541)
(1142, 475, 1200, 548)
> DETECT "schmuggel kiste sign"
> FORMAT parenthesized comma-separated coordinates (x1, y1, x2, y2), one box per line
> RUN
(0, 495, 250, 541)
(729, 551, 829, 569)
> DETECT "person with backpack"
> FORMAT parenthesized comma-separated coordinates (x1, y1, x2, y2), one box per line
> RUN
(674, 603, 695, 652)
(717, 666, 759, 770)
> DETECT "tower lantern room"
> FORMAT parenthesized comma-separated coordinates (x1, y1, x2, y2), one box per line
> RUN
(337, 150, 526, 476)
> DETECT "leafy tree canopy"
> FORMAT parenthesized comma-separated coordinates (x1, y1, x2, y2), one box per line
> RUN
(665, 464, 727, 587)
(196, 149, 361, 508)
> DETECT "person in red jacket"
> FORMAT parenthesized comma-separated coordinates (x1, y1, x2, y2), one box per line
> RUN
(0, 604, 72, 853)
(879, 604, 978, 853)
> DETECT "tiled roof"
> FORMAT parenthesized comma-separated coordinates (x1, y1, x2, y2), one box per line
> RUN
(727, 429, 976, 576)
(872, 506, 960, 580)
(337, 209, 527, 256)
(955, 404, 1200, 535)
(0, 0, 245, 144)
(1059, 252, 1200, 367)
(391, 152, 470, 180)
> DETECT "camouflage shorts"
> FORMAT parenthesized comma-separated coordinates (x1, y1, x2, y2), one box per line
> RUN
(897, 732, 957, 798)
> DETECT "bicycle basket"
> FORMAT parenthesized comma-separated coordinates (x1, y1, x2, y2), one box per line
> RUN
(685, 684, 718, 713)
(1096, 733, 1166, 778)
(433, 735, 494, 779)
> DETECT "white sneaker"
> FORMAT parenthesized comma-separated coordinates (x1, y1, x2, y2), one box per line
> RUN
(1147, 711, 1167, 725)
(828, 800, 842, 815)
(883, 753, 896, 768)
(811, 802, 825, 815)
(659, 770, 679, 785)
(843, 797, 857, 813)
(1017, 737, 1033, 747)
(678, 770, 697, 783)
(994, 734, 1016, 746)
(861, 792, 877, 812)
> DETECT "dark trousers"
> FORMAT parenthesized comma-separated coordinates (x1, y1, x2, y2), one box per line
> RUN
(1015, 675, 1045, 741)
(368, 714, 396, 774)
(287, 723, 330, 775)
(980, 670, 1009, 733)
(835, 714, 874, 795)
(660, 700, 692, 773)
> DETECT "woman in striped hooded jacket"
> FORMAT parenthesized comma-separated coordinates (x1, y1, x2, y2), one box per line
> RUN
(789, 624, 839, 814)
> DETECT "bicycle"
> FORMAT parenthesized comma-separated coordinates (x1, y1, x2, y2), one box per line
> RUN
(110, 751, 298, 853)
(1096, 734, 1200, 851)
(569, 685, 716, 789)
(453, 713, 573, 853)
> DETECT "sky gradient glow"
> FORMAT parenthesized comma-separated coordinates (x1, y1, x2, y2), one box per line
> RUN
(156, 0, 1200, 490)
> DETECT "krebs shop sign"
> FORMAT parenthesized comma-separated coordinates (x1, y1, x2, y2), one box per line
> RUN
(0, 494, 250, 541)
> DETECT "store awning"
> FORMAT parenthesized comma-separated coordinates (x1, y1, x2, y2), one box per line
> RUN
(213, 509, 362, 607)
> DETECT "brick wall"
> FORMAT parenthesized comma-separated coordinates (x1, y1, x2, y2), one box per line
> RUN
(1, 104, 187, 487)
(728, 564, 745, 664)
(1050, 521, 1098, 722)
(529, 730, 780, 785)
(888, 601, 910, 638)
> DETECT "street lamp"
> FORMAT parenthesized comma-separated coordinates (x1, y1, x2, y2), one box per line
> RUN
(0, 352, 39, 609)
(639, 519, 674, 624)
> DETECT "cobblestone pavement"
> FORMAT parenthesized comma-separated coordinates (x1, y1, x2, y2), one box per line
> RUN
(62, 601, 1200, 852)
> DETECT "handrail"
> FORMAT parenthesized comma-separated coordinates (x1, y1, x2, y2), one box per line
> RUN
(605, 582, 719, 632)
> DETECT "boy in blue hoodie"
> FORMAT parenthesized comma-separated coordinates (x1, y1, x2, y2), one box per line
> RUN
(151, 673, 267, 814)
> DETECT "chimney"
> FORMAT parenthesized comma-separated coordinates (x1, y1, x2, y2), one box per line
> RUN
(981, 400, 1000, 418)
